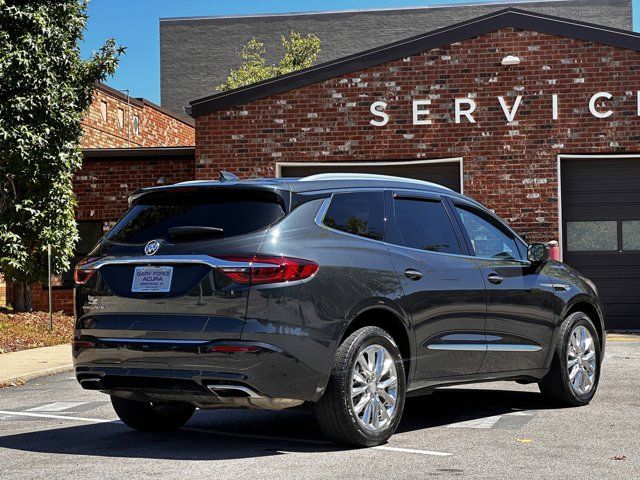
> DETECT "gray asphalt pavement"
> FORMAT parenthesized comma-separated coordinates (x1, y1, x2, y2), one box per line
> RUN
(1, 339, 639, 479)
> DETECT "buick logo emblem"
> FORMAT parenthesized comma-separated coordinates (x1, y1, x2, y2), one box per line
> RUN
(144, 240, 160, 256)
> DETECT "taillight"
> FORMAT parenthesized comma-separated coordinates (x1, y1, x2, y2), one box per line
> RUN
(218, 256, 319, 285)
(74, 257, 99, 285)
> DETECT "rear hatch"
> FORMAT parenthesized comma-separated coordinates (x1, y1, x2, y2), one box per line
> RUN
(74, 185, 288, 347)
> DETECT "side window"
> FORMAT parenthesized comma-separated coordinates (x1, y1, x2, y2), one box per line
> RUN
(323, 192, 384, 241)
(393, 198, 461, 254)
(455, 205, 522, 260)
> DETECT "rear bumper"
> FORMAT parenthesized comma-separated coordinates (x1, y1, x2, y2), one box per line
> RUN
(73, 339, 324, 408)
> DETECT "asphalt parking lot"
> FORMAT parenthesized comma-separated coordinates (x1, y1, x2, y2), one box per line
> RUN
(1, 337, 639, 479)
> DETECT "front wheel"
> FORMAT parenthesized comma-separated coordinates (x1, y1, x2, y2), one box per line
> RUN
(315, 326, 406, 447)
(538, 311, 601, 406)
(111, 396, 195, 432)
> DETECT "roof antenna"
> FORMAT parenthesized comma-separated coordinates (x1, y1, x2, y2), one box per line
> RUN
(219, 171, 239, 182)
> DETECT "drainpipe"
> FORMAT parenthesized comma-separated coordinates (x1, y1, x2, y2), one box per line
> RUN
(119, 89, 131, 147)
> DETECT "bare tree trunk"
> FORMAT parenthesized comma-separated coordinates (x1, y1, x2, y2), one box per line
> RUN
(13, 281, 25, 312)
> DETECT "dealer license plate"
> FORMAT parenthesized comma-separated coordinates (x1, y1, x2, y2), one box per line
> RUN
(131, 266, 174, 293)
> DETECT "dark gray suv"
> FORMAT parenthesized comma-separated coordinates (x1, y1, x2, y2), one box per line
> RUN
(73, 173, 605, 447)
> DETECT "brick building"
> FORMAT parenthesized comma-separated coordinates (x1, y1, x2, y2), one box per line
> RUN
(160, 0, 631, 113)
(3, 83, 195, 313)
(188, 9, 640, 329)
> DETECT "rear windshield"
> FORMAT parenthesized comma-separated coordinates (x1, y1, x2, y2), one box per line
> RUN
(106, 189, 286, 243)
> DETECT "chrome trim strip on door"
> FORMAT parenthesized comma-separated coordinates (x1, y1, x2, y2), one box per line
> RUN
(486, 344, 542, 352)
(426, 344, 487, 351)
(427, 343, 542, 352)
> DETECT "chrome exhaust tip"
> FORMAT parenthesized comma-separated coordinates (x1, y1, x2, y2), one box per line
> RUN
(206, 384, 261, 398)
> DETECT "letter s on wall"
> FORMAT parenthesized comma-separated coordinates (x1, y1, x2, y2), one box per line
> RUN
(370, 101, 389, 127)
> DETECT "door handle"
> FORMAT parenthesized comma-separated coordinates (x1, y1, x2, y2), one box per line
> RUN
(487, 273, 504, 284)
(404, 269, 423, 281)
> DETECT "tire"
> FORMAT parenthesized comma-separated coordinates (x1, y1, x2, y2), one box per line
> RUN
(111, 396, 195, 432)
(538, 311, 601, 407)
(315, 326, 406, 447)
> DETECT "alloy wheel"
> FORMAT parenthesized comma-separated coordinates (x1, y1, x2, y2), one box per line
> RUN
(350, 344, 398, 431)
(566, 325, 597, 395)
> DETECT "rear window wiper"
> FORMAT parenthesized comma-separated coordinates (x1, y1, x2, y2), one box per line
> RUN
(168, 226, 224, 240)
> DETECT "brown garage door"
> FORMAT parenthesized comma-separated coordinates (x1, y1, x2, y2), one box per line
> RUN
(561, 157, 640, 330)
(279, 161, 461, 192)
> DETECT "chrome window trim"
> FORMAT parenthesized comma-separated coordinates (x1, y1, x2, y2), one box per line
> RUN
(315, 194, 529, 262)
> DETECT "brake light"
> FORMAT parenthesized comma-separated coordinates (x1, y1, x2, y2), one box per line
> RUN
(74, 257, 99, 285)
(72, 340, 95, 348)
(218, 256, 319, 285)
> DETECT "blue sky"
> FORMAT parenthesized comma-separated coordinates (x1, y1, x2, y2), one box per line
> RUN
(81, 0, 640, 104)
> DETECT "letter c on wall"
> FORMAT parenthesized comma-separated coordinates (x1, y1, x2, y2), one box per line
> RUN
(589, 92, 613, 119)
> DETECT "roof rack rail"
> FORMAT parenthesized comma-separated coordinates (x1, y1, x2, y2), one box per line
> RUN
(298, 172, 451, 190)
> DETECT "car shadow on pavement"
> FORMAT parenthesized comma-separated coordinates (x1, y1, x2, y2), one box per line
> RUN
(0, 387, 556, 459)
(398, 387, 553, 433)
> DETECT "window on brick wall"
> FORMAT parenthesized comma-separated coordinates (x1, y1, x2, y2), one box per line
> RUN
(133, 114, 140, 135)
(100, 101, 107, 122)
(117, 108, 124, 129)
(57, 221, 104, 288)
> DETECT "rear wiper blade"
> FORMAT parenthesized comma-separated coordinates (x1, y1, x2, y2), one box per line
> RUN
(168, 226, 224, 239)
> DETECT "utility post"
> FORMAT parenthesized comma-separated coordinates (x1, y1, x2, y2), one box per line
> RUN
(47, 244, 52, 332)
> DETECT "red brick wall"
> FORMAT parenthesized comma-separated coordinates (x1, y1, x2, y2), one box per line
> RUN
(81, 84, 195, 148)
(29, 156, 195, 313)
(195, 28, 640, 243)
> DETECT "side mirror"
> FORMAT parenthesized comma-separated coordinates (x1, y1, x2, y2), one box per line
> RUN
(527, 243, 549, 264)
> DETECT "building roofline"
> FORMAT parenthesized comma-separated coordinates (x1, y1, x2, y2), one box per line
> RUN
(188, 7, 640, 117)
(94, 82, 195, 128)
(160, 0, 567, 23)
(82, 146, 195, 160)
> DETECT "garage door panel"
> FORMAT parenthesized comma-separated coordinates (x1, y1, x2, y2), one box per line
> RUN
(279, 161, 461, 192)
(562, 157, 640, 330)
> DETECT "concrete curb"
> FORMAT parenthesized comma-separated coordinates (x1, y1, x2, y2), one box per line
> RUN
(0, 344, 73, 387)
(0, 364, 73, 386)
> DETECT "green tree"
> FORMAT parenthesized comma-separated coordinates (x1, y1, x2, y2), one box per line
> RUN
(0, 0, 123, 311)
(217, 31, 320, 91)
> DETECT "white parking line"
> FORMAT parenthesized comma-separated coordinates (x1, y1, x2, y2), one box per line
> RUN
(0, 410, 115, 423)
(26, 402, 88, 412)
(445, 415, 502, 429)
(0, 410, 452, 457)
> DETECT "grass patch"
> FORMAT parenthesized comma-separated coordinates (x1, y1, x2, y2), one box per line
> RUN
(0, 310, 74, 354)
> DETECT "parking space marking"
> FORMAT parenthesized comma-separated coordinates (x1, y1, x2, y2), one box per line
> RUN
(0, 410, 115, 423)
(445, 415, 502, 429)
(26, 402, 88, 412)
(0, 410, 452, 457)
(374, 446, 452, 456)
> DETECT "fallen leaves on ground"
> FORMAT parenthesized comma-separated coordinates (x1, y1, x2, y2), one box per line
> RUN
(516, 438, 533, 444)
(0, 310, 74, 354)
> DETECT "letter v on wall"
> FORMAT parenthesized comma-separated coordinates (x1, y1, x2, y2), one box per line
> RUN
(498, 96, 523, 122)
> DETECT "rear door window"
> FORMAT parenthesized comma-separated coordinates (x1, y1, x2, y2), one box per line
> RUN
(322, 191, 385, 241)
(106, 189, 285, 243)
(392, 197, 461, 254)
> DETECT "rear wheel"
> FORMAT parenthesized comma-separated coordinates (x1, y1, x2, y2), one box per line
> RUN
(111, 396, 195, 432)
(538, 311, 601, 406)
(315, 326, 406, 447)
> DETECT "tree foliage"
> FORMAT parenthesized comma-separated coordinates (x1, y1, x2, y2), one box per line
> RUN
(0, 0, 123, 310)
(217, 31, 320, 91)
